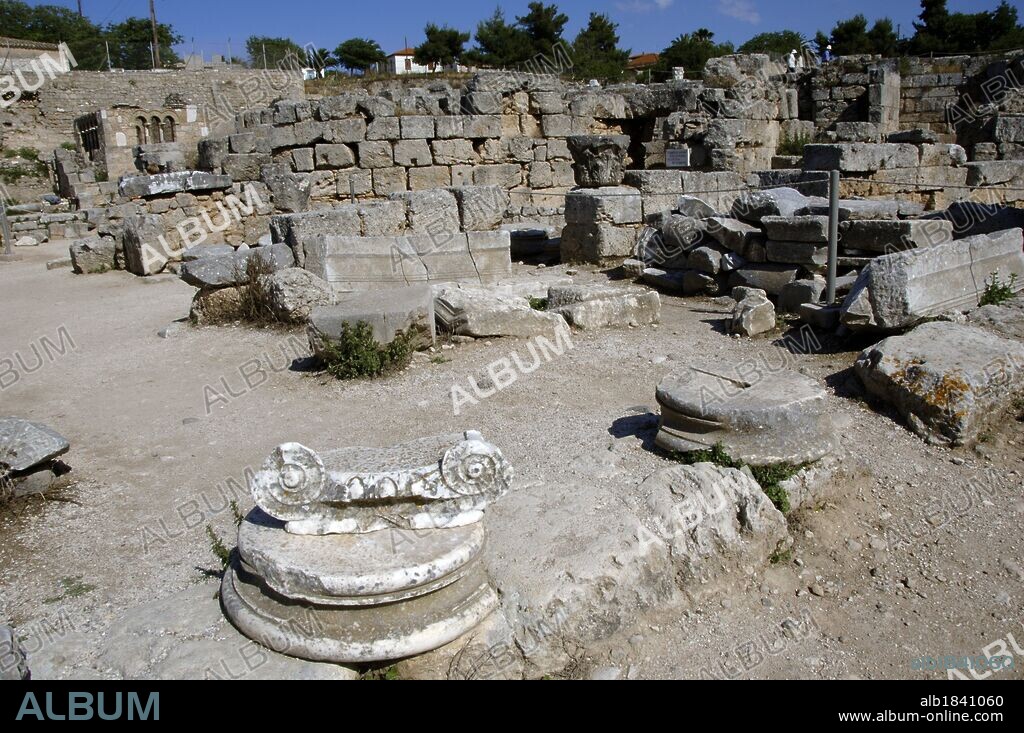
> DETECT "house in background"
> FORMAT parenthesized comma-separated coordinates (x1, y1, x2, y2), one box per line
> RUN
(385, 48, 437, 75)
(0, 36, 71, 73)
(627, 53, 660, 73)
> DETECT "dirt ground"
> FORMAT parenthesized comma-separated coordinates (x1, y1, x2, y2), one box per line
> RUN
(1, 239, 1022, 681)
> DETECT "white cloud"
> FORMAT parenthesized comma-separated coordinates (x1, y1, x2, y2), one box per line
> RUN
(616, 0, 674, 13)
(717, 0, 760, 24)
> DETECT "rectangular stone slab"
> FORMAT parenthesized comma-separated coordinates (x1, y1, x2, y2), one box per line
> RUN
(838, 219, 954, 254)
(842, 228, 1024, 331)
(304, 232, 512, 294)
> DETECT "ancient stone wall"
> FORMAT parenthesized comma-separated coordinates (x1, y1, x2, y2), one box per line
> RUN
(36, 69, 306, 138)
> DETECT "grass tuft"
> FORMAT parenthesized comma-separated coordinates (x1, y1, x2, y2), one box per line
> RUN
(979, 272, 1018, 307)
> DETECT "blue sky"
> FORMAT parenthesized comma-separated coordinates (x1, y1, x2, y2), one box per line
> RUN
(32, 0, 1021, 58)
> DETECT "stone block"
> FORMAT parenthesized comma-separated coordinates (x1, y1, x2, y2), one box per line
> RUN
(308, 285, 436, 355)
(401, 116, 436, 139)
(314, 144, 356, 170)
(393, 140, 433, 167)
(856, 322, 1024, 446)
(564, 186, 642, 226)
(842, 229, 1024, 331)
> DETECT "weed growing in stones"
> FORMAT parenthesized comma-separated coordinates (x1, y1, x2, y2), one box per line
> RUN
(529, 297, 549, 311)
(319, 322, 415, 380)
(206, 524, 233, 571)
(43, 576, 96, 604)
(674, 442, 801, 514)
(236, 256, 278, 325)
(777, 131, 813, 157)
(979, 272, 1018, 307)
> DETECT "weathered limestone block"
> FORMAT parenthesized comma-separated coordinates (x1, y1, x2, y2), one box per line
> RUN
(262, 268, 334, 324)
(262, 169, 312, 213)
(761, 215, 830, 243)
(567, 135, 630, 188)
(222, 153, 270, 180)
(123, 213, 176, 275)
(179, 244, 295, 289)
(966, 161, 1024, 188)
(434, 286, 570, 339)
(549, 286, 661, 330)
(358, 141, 394, 169)
(0, 418, 70, 473)
(841, 229, 1024, 332)
(308, 285, 436, 357)
(393, 139, 433, 167)
(779, 278, 826, 313)
(656, 360, 837, 466)
(560, 223, 640, 264)
(190, 285, 249, 325)
(638, 464, 790, 594)
(839, 219, 953, 253)
(766, 240, 828, 266)
(731, 292, 776, 337)
(728, 265, 800, 296)
(409, 166, 453, 190)
(304, 231, 512, 294)
(431, 139, 478, 165)
(118, 171, 233, 199)
(855, 322, 1024, 446)
(473, 164, 522, 188)
(69, 236, 116, 274)
(314, 144, 355, 170)
(373, 167, 408, 196)
(732, 187, 825, 224)
(797, 199, 902, 221)
(390, 189, 460, 234)
(449, 185, 509, 231)
(366, 116, 401, 141)
(706, 217, 765, 258)
(564, 186, 642, 225)
(803, 143, 920, 173)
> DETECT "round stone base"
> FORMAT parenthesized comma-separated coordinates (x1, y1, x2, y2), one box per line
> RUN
(656, 361, 837, 466)
(238, 509, 485, 606)
(221, 560, 498, 664)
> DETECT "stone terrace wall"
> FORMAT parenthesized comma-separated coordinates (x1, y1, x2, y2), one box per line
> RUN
(196, 58, 804, 225)
(37, 69, 306, 137)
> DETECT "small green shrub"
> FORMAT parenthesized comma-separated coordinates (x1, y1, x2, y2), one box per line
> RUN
(777, 132, 813, 157)
(979, 272, 1018, 307)
(319, 321, 416, 380)
(770, 547, 793, 565)
(529, 297, 549, 311)
(61, 142, 77, 151)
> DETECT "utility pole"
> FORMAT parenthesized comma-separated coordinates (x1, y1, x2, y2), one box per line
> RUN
(149, 0, 162, 69)
(77, 0, 83, 17)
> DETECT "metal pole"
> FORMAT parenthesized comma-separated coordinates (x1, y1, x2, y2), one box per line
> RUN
(349, 178, 356, 204)
(1, 198, 13, 258)
(826, 169, 840, 305)
(263, 44, 267, 70)
(227, 38, 232, 65)
(149, 0, 162, 69)
(105, 39, 111, 70)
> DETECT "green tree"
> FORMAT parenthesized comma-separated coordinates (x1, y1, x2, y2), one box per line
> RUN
(334, 38, 385, 74)
(738, 30, 805, 56)
(830, 15, 873, 55)
(572, 13, 629, 82)
(516, 1, 569, 58)
(909, 0, 1024, 54)
(307, 47, 336, 78)
(814, 31, 831, 55)
(246, 36, 305, 70)
(0, 0, 106, 69)
(414, 24, 470, 67)
(867, 19, 899, 56)
(464, 8, 532, 68)
(106, 17, 182, 69)
(655, 28, 734, 76)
